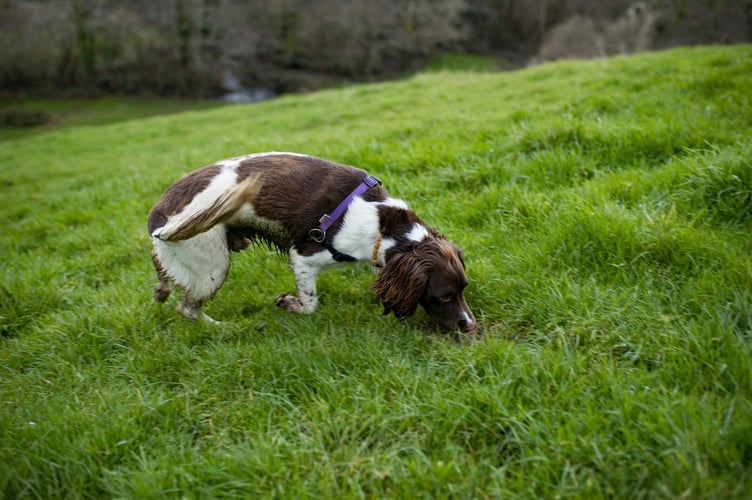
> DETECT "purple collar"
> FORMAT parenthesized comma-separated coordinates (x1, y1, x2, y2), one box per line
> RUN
(309, 175, 381, 243)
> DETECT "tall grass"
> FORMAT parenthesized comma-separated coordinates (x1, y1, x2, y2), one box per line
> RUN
(1, 45, 751, 497)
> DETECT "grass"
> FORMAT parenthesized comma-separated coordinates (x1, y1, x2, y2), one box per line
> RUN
(421, 52, 500, 72)
(0, 97, 226, 142)
(1, 45, 751, 497)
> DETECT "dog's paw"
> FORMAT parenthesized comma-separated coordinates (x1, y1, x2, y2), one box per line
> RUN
(274, 293, 304, 312)
(153, 282, 171, 302)
(176, 303, 220, 324)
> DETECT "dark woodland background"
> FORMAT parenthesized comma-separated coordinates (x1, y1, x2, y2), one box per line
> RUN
(1, 0, 750, 98)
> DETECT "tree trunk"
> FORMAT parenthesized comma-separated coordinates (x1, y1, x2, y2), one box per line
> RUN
(70, 0, 96, 83)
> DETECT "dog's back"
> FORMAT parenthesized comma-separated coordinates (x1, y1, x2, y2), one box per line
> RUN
(149, 153, 382, 247)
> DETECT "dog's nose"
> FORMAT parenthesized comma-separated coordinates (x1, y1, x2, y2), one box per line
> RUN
(458, 317, 476, 333)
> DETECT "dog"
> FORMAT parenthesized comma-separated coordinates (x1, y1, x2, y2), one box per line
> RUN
(148, 152, 476, 333)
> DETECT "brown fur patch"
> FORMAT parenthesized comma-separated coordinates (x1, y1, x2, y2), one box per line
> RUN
(232, 154, 387, 253)
(437, 238, 465, 276)
(371, 246, 430, 318)
(377, 204, 425, 239)
(372, 235, 469, 326)
(148, 163, 222, 234)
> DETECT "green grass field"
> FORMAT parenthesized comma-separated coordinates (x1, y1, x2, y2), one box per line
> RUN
(1, 45, 751, 497)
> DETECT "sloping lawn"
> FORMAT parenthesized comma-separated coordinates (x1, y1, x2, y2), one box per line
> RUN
(1, 45, 751, 497)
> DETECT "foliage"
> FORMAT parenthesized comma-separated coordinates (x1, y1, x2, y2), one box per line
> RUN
(0, 0, 465, 96)
(0, 0, 749, 97)
(421, 52, 499, 73)
(1, 45, 751, 497)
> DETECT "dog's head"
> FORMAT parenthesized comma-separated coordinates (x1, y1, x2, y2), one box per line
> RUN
(372, 236, 476, 333)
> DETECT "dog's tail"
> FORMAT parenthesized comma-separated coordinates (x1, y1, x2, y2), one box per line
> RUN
(151, 173, 262, 242)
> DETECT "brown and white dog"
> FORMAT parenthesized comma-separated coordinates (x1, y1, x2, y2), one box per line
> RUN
(148, 152, 476, 332)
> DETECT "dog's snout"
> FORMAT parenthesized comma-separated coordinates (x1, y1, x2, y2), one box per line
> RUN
(458, 314, 477, 333)
(459, 299, 477, 332)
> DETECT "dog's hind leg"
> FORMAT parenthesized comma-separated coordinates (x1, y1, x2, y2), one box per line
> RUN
(151, 247, 172, 302)
(152, 226, 231, 323)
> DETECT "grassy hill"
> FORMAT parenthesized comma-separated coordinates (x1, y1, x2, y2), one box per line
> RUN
(1, 45, 751, 497)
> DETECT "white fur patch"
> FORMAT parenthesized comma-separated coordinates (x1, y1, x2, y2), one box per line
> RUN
(382, 198, 409, 210)
(153, 225, 230, 299)
(329, 197, 411, 264)
(286, 248, 323, 313)
(334, 197, 381, 256)
(406, 223, 429, 242)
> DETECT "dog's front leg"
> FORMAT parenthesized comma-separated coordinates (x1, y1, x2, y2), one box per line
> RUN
(274, 248, 322, 314)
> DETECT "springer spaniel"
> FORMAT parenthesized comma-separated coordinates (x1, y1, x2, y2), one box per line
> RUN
(148, 152, 476, 332)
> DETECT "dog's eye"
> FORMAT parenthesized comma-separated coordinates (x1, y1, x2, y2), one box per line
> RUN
(438, 294, 454, 303)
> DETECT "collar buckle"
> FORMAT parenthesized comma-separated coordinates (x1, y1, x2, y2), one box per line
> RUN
(363, 175, 381, 188)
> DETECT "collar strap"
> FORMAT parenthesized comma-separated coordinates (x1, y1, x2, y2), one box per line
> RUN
(322, 240, 356, 262)
(309, 175, 381, 243)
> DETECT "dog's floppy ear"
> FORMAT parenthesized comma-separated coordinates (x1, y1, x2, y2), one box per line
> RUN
(371, 248, 430, 318)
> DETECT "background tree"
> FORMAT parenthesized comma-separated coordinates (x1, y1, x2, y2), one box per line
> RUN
(0, 0, 748, 97)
